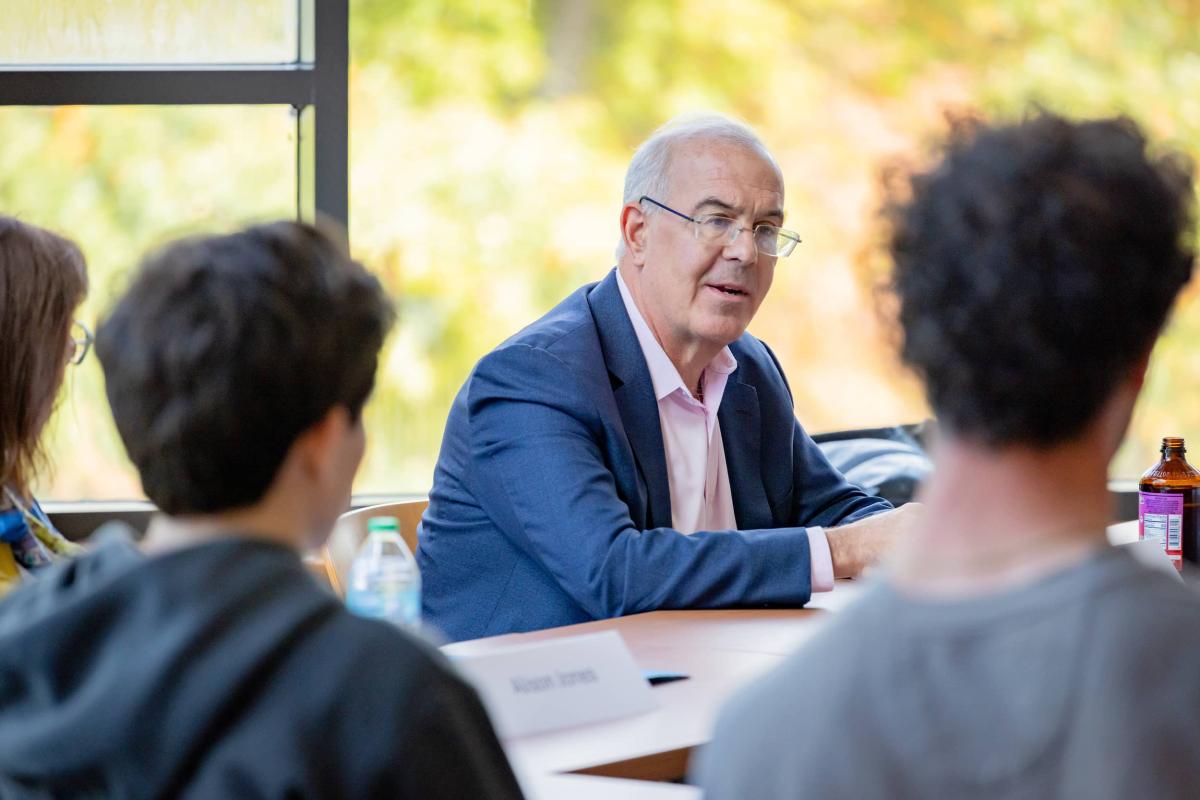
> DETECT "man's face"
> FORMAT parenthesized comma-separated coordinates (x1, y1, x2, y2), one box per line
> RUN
(633, 139, 784, 352)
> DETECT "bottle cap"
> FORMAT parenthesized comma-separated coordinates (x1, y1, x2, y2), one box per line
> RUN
(367, 516, 401, 533)
(1162, 437, 1187, 453)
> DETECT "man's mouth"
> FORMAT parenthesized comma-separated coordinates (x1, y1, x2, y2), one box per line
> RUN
(708, 283, 748, 297)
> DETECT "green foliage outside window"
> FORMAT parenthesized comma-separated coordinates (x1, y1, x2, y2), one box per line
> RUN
(2, 0, 1197, 499)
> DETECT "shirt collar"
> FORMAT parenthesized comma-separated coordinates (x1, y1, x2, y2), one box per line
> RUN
(615, 269, 737, 403)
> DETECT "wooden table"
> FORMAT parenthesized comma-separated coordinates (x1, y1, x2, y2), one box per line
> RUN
(444, 580, 867, 782)
(449, 525, 1143, 786)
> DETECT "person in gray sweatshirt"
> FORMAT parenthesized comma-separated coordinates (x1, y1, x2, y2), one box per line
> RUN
(694, 111, 1200, 799)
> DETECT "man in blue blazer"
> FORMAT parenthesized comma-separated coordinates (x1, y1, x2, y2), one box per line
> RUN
(419, 113, 921, 642)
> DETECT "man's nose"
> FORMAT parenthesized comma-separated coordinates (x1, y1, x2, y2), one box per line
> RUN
(722, 225, 758, 262)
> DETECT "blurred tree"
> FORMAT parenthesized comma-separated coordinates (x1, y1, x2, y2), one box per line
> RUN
(0, 0, 1195, 498)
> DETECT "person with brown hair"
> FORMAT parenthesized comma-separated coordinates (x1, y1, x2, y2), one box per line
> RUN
(0, 215, 89, 596)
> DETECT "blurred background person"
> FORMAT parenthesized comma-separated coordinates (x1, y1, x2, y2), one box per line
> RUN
(696, 112, 1200, 799)
(0, 215, 88, 596)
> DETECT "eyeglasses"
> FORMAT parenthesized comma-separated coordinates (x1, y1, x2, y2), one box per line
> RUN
(67, 320, 93, 366)
(639, 196, 801, 257)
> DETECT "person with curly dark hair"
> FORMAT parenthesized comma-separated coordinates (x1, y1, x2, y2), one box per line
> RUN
(697, 112, 1200, 798)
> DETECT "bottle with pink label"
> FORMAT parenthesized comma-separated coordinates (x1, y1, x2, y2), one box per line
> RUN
(1138, 437, 1200, 572)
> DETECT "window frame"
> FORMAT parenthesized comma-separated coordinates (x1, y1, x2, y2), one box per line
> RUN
(1, 0, 354, 519)
(0, 0, 348, 227)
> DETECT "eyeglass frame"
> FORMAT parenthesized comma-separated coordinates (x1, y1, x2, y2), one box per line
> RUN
(68, 320, 93, 366)
(638, 195, 802, 257)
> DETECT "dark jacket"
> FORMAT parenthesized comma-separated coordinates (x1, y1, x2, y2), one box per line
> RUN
(0, 535, 524, 799)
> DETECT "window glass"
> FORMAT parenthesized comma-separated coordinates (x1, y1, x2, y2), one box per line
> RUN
(348, 0, 1200, 493)
(0, 105, 298, 500)
(0, 0, 298, 64)
(8, 1, 1198, 501)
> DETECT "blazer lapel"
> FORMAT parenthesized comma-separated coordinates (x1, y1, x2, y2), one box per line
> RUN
(588, 270, 673, 529)
(719, 375, 771, 530)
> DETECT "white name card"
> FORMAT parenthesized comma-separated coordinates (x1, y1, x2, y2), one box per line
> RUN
(448, 630, 658, 739)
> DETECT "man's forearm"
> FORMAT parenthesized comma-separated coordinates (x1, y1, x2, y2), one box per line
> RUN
(825, 503, 923, 579)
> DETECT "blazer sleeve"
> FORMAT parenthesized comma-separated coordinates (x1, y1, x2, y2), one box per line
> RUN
(466, 343, 816, 618)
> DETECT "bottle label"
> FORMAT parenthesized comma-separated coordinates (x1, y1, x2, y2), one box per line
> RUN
(1139, 492, 1184, 571)
(346, 583, 421, 628)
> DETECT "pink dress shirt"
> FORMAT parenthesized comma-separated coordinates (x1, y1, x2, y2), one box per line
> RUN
(615, 271, 835, 592)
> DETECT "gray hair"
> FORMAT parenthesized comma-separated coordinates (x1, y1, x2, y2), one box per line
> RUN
(615, 112, 778, 259)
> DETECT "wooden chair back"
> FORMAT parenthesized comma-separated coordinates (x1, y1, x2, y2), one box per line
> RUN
(305, 499, 428, 597)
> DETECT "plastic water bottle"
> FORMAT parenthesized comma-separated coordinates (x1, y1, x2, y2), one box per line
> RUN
(345, 516, 421, 629)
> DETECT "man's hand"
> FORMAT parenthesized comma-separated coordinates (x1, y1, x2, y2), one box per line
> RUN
(825, 502, 923, 579)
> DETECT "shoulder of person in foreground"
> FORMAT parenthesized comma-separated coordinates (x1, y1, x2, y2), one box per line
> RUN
(313, 614, 526, 800)
(692, 587, 887, 799)
(1088, 552, 1200, 679)
(0, 522, 140, 625)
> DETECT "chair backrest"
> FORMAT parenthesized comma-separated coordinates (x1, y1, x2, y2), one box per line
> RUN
(317, 499, 428, 597)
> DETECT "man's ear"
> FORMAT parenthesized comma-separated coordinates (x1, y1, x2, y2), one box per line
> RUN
(620, 202, 649, 265)
(292, 405, 353, 482)
(1097, 345, 1156, 457)
(1129, 345, 1153, 393)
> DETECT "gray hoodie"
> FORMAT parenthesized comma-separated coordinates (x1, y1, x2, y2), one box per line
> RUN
(697, 546, 1200, 799)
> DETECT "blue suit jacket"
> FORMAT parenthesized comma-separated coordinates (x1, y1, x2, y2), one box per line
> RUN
(418, 270, 891, 642)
